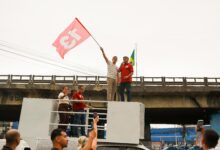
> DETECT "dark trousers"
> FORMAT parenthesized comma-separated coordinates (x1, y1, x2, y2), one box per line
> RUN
(119, 82, 131, 102)
(58, 103, 69, 131)
(71, 110, 86, 137)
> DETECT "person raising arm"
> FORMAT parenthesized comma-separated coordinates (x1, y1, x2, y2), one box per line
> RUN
(100, 47, 118, 101)
(77, 115, 99, 150)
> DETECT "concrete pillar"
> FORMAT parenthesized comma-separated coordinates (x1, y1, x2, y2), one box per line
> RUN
(210, 111, 220, 135)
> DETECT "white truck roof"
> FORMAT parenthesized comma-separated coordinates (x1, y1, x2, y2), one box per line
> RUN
(17, 98, 145, 149)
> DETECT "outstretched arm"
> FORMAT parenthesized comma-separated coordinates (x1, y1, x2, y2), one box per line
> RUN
(81, 130, 96, 150)
(81, 116, 99, 150)
(100, 47, 110, 65)
(91, 116, 99, 150)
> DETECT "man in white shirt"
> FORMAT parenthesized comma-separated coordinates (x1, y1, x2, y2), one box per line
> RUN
(58, 86, 70, 131)
(100, 47, 118, 101)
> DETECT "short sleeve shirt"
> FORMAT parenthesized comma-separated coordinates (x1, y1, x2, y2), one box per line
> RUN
(72, 92, 86, 111)
(119, 63, 134, 83)
(107, 61, 118, 79)
(58, 92, 69, 104)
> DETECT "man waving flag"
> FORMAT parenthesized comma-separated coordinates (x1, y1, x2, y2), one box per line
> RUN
(53, 18, 91, 59)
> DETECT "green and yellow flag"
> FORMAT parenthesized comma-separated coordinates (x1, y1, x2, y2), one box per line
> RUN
(129, 49, 135, 66)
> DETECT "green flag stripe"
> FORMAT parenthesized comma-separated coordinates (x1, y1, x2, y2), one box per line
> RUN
(129, 49, 135, 66)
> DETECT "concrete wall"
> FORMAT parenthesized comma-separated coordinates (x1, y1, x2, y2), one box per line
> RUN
(1, 85, 220, 124)
(1, 89, 220, 108)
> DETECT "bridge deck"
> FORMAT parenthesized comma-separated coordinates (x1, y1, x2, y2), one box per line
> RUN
(0, 75, 220, 87)
(1, 75, 220, 124)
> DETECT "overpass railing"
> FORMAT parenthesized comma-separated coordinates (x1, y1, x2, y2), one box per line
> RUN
(0, 75, 220, 87)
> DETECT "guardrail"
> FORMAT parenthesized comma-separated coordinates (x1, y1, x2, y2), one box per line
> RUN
(50, 99, 107, 138)
(0, 75, 220, 87)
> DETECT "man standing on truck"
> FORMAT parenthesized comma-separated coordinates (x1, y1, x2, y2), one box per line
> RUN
(100, 47, 118, 101)
(72, 85, 87, 137)
(118, 56, 133, 102)
(58, 86, 70, 131)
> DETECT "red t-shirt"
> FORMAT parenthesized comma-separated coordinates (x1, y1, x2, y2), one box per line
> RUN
(72, 92, 86, 111)
(119, 63, 134, 83)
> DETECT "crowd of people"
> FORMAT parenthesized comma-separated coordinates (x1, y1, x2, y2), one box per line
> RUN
(1, 125, 219, 150)
(51, 116, 99, 150)
(1, 48, 220, 150)
(57, 48, 134, 137)
(1, 116, 99, 150)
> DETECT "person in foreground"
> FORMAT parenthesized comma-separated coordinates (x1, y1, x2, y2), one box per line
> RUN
(202, 129, 219, 150)
(1, 129, 21, 150)
(77, 115, 99, 150)
(51, 128, 68, 150)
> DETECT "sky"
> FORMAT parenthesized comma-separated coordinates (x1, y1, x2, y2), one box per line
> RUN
(0, 0, 220, 77)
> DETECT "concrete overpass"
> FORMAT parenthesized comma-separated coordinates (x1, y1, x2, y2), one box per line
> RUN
(0, 75, 220, 125)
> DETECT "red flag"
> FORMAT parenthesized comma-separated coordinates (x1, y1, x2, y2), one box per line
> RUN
(53, 18, 91, 59)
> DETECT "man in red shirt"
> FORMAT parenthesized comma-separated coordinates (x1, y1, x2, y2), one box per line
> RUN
(118, 56, 133, 101)
(71, 85, 87, 137)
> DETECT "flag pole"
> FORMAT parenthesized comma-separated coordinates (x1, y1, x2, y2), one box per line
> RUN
(76, 18, 101, 48)
(135, 43, 138, 78)
(90, 34, 102, 48)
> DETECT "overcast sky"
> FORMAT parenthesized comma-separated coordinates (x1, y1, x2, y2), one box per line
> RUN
(0, 0, 220, 77)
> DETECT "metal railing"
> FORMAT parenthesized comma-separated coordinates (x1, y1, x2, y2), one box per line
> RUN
(0, 75, 220, 87)
(50, 99, 107, 137)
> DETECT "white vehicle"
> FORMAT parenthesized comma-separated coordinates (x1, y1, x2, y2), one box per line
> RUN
(1, 98, 147, 150)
